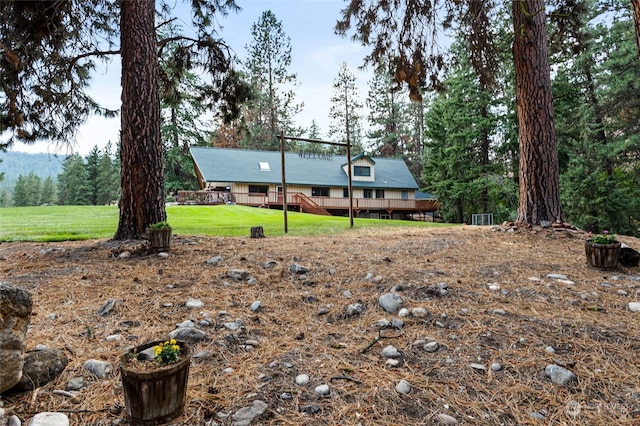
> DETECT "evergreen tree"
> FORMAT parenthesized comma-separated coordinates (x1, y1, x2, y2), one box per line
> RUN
(242, 10, 302, 150)
(41, 176, 56, 205)
(328, 62, 364, 153)
(57, 154, 91, 205)
(555, 0, 640, 234)
(85, 146, 100, 205)
(307, 120, 323, 140)
(366, 65, 409, 158)
(95, 142, 120, 205)
(2, 0, 248, 239)
(422, 45, 509, 223)
(13, 173, 42, 206)
(337, 0, 566, 226)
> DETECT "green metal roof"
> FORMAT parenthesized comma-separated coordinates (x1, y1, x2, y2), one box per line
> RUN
(189, 147, 419, 190)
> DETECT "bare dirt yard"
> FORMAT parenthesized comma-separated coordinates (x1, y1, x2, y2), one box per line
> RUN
(1, 225, 639, 425)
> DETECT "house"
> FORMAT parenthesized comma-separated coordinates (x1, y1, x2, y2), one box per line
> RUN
(183, 146, 438, 220)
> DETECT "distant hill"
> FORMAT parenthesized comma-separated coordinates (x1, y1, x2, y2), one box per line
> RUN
(0, 151, 67, 194)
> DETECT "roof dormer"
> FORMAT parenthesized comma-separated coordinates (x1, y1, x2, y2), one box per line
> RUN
(342, 152, 375, 182)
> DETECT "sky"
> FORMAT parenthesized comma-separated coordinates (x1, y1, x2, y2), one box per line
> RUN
(9, 0, 374, 157)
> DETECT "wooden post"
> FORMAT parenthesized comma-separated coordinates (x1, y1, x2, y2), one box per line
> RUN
(280, 132, 288, 234)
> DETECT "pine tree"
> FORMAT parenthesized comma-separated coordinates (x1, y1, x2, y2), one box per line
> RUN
(41, 176, 57, 205)
(57, 154, 91, 205)
(85, 146, 100, 205)
(366, 65, 408, 158)
(2, 0, 248, 239)
(95, 142, 120, 205)
(242, 10, 302, 150)
(328, 62, 364, 153)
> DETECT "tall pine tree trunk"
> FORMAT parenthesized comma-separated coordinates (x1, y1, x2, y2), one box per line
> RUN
(115, 0, 166, 240)
(512, 0, 564, 225)
(632, 0, 640, 58)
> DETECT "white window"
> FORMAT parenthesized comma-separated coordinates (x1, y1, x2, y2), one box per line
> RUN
(259, 162, 271, 171)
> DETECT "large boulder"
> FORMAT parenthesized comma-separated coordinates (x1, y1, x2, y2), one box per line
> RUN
(0, 283, 33, 393)
(14, 348, 69, 391)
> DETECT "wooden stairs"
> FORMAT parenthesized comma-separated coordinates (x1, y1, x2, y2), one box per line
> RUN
(292, 193, 330, 216)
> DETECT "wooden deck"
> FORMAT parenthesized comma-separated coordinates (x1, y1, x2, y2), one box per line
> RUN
(177, 190, 439, 218)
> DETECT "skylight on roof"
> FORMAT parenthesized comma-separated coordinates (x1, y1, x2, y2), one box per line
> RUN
(259, 161, 271, 171)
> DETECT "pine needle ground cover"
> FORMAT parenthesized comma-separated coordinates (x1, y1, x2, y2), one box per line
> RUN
(1, 226, 639, 425)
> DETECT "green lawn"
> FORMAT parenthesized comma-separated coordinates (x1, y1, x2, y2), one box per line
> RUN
(0, 205, 449, 242)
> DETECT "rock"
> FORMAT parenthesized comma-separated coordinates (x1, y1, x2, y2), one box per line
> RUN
(176, 319, 196, 328)
(491, 363, 503, 372)
(28, 413, 69, 426)
(436, 413, 458, 425)
(378, 293, 404, 313)
(373, 318, 391, 329)
(135, 347, 157, 361)
(290, 264, 309, 274)
(223, 367, 234, 374)
(186, 298, 204, 308)
(398, 308, 409, 317)
(619, 243, 640, 267)
(168, 327, 207, 343)
(106, 334, 122, 342)
(97, 298, 117, 316)
(470, 363, 486, 372)
(382, 345, 400, 358)
(390, 318, 404, 329)
(0, 283, 33, 393)
(206, 256, 222, 265)
(629, 302, 640, 313)
(263, 260, 278, 269)
(386, 359, 400, 367)
(295, 374, 310, 385)
(346, 303, 364, 316)
(314, 384, 330, 396)
(250, 301, 262, 312)
(226, 269, 249, 281)
(13, 349, 68, 391)
(231, 400, 268, 426)
(424, 341, 439, 353)
(545, 364, 577, 386)
(7, 415, 21, 426)
(411, 307, 428, 318)
(66, 377, 87, 391)
(299, 404, 321, 415)
(83, 359, 112, 379)
(395, 379, 411, 394)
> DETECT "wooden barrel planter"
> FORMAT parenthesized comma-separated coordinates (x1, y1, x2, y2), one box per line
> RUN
(147, 227, 172, 252)
(585, 240, 621, 269)
(119, 340, 190, 425)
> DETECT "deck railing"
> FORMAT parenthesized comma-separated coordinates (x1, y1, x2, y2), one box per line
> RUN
(177, 190, 438, 212)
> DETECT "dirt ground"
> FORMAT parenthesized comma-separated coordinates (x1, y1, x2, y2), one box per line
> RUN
(1, 225, 639, 425)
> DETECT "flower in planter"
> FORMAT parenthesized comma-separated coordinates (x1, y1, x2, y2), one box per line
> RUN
(588, 230, 617, 244)
(154, 339, 181, 365)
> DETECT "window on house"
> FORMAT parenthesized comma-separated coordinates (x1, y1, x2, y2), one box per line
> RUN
(343, 187, 349, 198)
(375, 189, 385, 199)
(354, 166, 371, 177)
(401, 190, 408, 200)
(259, 162, 271, 171)
(248, 185, 268, 195)
(312, 187, 329, 197)
(363, 189, 373, 198)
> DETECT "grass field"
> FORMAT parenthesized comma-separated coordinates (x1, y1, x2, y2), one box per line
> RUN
(0, 204, 449, 242)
